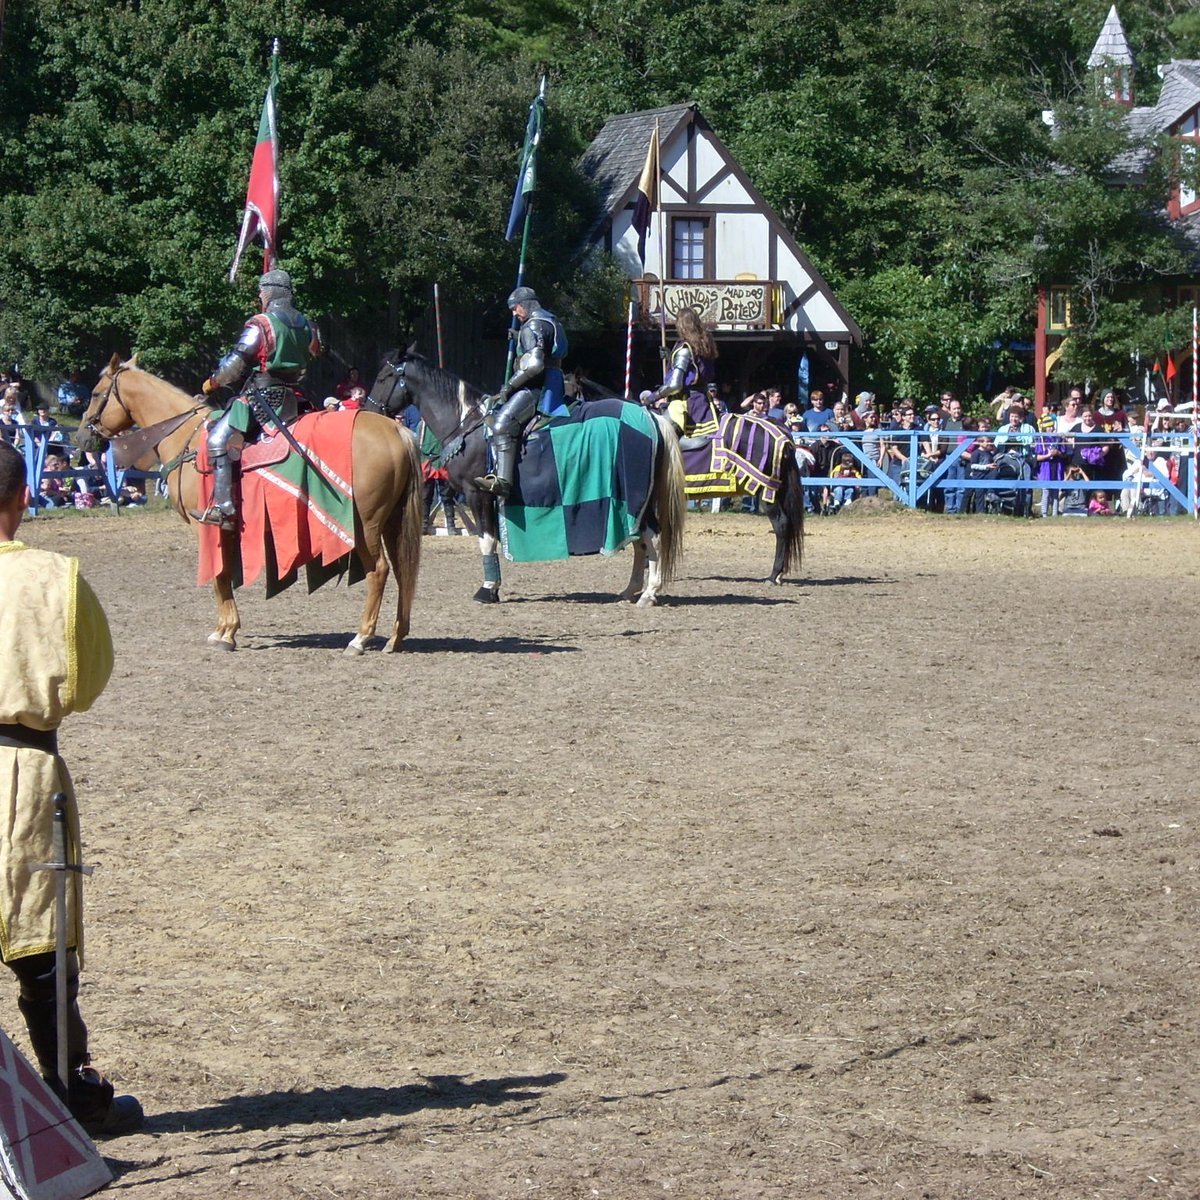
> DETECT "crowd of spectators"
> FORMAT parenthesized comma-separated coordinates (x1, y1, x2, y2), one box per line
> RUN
(0, 368, 151, 510)
(730, 380, 1196, 518)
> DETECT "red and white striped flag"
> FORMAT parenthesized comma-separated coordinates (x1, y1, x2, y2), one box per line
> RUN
(229, 43, 280, 281)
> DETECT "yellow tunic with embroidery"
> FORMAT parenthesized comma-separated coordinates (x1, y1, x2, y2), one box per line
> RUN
(0, 541, 113, 962)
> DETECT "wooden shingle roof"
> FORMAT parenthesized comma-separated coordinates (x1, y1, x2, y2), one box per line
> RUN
(578, 104, 695, 221)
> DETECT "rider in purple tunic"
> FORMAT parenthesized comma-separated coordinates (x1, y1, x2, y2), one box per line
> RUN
(655, 307, 719, 447)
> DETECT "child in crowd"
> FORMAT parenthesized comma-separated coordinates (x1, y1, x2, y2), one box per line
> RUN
(1088, 490, 1113, 516)
(830, 451, 862, 509)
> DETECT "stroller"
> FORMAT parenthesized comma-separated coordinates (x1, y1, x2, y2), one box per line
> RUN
(981, 449, 1033, 516)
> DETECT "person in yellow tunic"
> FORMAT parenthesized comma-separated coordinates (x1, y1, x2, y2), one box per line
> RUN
(0, 441, 143, 1136)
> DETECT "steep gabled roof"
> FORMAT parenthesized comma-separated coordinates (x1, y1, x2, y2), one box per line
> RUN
(1154, 60, 1200, 129)
(578, 104, 694, 222)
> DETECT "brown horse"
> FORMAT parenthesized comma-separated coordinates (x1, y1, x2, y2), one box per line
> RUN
(81, 355, 423, 655)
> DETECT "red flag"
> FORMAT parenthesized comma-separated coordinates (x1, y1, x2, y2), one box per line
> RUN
(1152, 356, 1162, 375)
(229, 46, 280, 281)
(631, 123, 660, 266)
(1166, 352, 1177, 381)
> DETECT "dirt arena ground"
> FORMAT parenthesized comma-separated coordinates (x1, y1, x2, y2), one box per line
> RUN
(9, 505, 1198, 1198)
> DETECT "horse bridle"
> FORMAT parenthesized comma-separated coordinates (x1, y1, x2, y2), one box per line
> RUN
(368, 355, 409, 415)
(369, 353, 489, 465)
(84, 364, 136, 441)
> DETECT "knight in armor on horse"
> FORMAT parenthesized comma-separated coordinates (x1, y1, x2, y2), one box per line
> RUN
(474, 285, 569, 500)
(657, 306, 720, 448)
(193, 268, 323, 529)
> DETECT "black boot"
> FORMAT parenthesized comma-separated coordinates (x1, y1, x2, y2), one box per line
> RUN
(12, 953, 144, 1137)
(474, 437, 515, 499)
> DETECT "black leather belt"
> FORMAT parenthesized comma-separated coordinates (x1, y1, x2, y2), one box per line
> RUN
(0, 723, 59, 754)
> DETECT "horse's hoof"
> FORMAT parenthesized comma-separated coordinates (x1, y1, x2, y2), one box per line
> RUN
(635, 594, 659, 607)
(473, 587, 500, 604)
(768, 574, 783, 586)
(343, 638, 366, 657)
(207, 636, 236, 652)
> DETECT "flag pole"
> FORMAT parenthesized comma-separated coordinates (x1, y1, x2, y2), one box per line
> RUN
(505, 75, 547, 386)
(228, 39, 281, 282)
(623, 290, 635, 400)
(653, 118, 669, 381)
(266, 38, 280, 272)
(1193, 306, 1199, 519)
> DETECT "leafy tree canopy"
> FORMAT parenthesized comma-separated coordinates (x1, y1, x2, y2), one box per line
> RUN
(0, 0, 1195, 399)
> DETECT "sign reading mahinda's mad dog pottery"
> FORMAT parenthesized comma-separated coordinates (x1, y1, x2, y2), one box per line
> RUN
(635, 280, 776, 329)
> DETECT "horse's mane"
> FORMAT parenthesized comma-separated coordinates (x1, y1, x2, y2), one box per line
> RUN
(575, 376, 620, 402)
(387, 349, 485, 411)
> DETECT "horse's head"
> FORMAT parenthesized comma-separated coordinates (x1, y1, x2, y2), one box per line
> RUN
(78, 352, 139, 452)
(367, 344, 422, 416)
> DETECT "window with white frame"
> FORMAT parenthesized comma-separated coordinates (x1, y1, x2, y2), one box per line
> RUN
(1180, 107, 1199, 212)
(671, 218, 709, 280)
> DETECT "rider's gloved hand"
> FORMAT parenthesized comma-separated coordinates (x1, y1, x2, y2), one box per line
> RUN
(201, 378, 218, 395)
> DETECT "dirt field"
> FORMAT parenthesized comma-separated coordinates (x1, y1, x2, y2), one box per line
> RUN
(10, 505, 1198, 1199)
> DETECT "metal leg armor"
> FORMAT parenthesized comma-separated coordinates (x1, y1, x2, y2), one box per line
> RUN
(475, 389, 537, 499)
(192, 409, 238, 529)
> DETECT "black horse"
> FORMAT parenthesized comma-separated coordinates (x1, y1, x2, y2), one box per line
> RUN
(367, 350, 687, 605)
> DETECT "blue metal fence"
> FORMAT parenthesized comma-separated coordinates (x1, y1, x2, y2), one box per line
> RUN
(4, 423, 159, 513)
(796, 429, 1197, 514)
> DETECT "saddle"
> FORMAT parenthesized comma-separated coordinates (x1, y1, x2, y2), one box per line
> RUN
(240, 429, 294, 471)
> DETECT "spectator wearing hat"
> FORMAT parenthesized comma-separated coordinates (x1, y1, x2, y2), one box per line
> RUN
(852, 391, 875, 429)
(322, 396, 341, 412)
(1150, 398, 1175, 434)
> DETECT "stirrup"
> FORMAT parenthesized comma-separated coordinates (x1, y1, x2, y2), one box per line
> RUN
(189, 505, 236, 531)
(473, 473, 511, 499)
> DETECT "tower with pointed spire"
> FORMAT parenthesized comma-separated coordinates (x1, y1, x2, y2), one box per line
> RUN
(1088, 4, 1136, 106)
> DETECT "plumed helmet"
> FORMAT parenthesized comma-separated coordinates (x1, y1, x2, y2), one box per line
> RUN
(507, 285, 538, 309)
(259, 268, 293, 297)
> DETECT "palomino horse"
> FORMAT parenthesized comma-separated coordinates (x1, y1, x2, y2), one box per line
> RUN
(367, 351, 687, 605)
(81, 355, 423, 654)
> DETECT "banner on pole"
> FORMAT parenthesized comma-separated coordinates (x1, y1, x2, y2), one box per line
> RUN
(229, 43, 281, 281)
(505, 81, 545, 243)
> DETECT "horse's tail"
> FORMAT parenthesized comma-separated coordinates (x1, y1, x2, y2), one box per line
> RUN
(393, 423, 424, 620)
(650, 412, 687, 583)
(774, 445, 807, 578)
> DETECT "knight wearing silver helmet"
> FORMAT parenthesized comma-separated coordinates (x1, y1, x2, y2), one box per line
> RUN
(192, 268, 323, 529)
(473, 285, 569, 499)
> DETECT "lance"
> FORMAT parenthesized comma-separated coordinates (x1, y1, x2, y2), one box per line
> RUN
(31, 793, 95, 1097)
(505, 76, 547, 386)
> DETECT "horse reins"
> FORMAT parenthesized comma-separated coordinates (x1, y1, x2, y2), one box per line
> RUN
(375, 355, 486, 457)
(86, 364, 210, 513)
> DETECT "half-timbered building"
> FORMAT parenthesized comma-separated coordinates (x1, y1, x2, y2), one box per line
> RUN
(579, 104, 861, 402)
